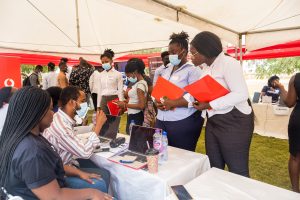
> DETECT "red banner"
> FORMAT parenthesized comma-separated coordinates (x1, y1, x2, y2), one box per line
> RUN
(0, 56, 21, 88)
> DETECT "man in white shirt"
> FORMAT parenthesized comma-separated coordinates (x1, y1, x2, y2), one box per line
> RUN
(153, 51, 170, 86)
(42, 62, 58, 90)
(89, 66, 103, 111)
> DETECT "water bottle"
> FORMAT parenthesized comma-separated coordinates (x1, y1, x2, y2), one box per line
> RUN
(153, 129, 162, 163)
(161, 131, 168, 162)
(129, 120, 135, 135)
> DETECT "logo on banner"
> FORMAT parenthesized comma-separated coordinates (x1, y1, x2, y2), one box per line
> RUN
(4, 78, 15, 87)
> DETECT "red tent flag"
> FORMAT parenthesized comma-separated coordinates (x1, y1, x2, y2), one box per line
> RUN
(184, 75, 229, 102)
(151, 76, 184, 101)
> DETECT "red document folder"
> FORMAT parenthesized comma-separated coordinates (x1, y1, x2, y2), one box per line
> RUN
(107, 98, 121, 116)
(184, 75, 229, 102)
(151, 76, 184, 101)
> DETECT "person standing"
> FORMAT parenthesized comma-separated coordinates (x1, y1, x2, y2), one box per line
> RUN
(96, 49, 124, 114)
(89, 66, 103, 111)
(0, 87, 17, 135)
(153, 51, 170, 86)
(155, 32, 204, 152)
(274, 73, 300, 192)
(42, 62, 58, 90)
(190, 31, 253, 177)
(29, 65, 43, 87)
(57, 61, 69, 89)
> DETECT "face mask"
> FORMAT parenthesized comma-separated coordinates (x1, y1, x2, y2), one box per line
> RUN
(76, 102, 89, 118)
(102, 63, 111, 71)
(169, 54, 181, 66)
(128, 76, 137, 83)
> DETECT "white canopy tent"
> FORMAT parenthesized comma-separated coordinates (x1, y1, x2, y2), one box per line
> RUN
(0, 0, 299, 61)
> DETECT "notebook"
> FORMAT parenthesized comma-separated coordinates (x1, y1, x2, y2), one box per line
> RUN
(184, 75, 229, 102)
(109, 125, 162, 170)
(99, 114, 121, 144)
(107, 98, 122, 116)
(151, 76, 184, 101)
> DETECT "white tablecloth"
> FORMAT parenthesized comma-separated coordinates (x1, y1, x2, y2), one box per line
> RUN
(91, 136, 210, 200)
(169, 168, 300, 200)
(252, 103, 292, 139)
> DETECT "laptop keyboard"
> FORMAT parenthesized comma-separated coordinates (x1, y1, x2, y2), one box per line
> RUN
(118, 151, 147, 163)
(99, 137, 110, 143)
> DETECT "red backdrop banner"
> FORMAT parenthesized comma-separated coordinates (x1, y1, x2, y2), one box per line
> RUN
(0, 56, 21, 88)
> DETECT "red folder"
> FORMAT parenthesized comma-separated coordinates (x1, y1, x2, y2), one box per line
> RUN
(107, 98, 121, 116)
(184, 75, 229, 102)
(151, 76, 184, 101)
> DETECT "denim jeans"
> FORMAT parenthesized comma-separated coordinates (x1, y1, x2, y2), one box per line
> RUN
(65, 168, 108, 193)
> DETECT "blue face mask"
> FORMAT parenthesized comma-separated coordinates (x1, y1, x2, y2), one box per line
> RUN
(169, 54, 181, 66)
(76, 102, 89, 118)
(128, 76, 137, 83)
(102, 63, 111, 71)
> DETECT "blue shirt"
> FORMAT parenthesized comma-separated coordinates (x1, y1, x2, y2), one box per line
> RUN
(157, 62, 202, 121)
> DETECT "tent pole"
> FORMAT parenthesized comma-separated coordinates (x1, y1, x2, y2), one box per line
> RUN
(235, 47, 238, 59)
(75, 0, 81, 48)
(239, 34, 243, 65)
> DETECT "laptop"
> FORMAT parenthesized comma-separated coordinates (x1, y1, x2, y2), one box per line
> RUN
(109, 125, 162, 169)
(98, 114, 121, 143)
(252, 92, 261, 103)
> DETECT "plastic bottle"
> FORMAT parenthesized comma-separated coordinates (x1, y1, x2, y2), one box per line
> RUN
(153, 129, 162, 164)
(129, 120, 135, 135)
(161, 131, 168, 162)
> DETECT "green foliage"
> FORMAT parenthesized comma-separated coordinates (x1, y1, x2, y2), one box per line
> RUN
(256, 57, 300, 79)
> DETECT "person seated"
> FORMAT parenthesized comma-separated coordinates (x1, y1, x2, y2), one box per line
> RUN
(261, 75, 281, 103)
(0, 86, 17, 135)
(43, 86, 111, 193)
(46, 86, 62, 113)
(0, 86, 112, 200)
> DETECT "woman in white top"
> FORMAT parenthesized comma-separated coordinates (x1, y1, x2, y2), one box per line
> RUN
(0, 87, 17, 135)
(96, 49, 124, 114)
(116, 59, 148, 134)
(190, 31, 254, 177)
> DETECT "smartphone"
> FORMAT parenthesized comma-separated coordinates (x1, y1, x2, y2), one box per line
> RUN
(171, 185, 193, 200)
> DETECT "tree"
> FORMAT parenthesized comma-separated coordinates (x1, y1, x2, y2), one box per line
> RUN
(255, 57, 300, 79)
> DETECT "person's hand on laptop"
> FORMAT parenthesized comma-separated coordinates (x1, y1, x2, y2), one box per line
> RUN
(94, 110, 107, 135)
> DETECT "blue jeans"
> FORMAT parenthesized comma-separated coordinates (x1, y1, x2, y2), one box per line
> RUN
(65, 168, 109, 193)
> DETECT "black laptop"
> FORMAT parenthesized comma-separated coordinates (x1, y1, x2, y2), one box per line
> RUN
(252, 92, 261, 103)
(99, 115, 121, 143)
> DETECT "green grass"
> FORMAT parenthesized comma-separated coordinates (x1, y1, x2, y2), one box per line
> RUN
(89, 112, 291, 190)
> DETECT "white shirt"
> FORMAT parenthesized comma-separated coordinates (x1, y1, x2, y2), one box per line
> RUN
(128, 80, 148, 114)
(0, 104, 9, 135)
(153, 64, 170, 86)
(89, 70, 100, 94)
(96, 68, 124, 107)
(200, 52, 252, 118)
(42, 71, 58, 89)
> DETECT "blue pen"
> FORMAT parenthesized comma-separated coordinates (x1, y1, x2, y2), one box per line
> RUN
(120, 160, 134, 164)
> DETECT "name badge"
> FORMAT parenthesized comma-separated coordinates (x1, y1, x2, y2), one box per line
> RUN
(171, 76, 179, 81)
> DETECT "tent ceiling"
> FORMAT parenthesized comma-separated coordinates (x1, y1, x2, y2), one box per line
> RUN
(0, 0, 299, 55)
(111, 0, 300, 50)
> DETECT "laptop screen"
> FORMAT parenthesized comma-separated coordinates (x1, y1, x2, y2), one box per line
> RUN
(99, 115, 121, 139)
(252, 92, 261, 103)
(129, 125, 162, 154)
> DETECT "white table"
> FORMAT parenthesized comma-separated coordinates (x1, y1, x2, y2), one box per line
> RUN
(91, 136, 210, 200)
(252, 103, 292, 139)
(169, 168, 300, 200)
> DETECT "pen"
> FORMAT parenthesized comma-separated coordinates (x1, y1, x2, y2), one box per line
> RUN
(120, 160, 134, 164)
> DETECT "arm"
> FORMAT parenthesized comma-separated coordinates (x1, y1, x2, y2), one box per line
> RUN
(64, 165, 101, 184)
(42, 74, 48, 89)
(32, 179, 110, 200)
(127, 88, 147, 110)
(89, 72, 95, 93)
(274, 76, 297, 108)
(117, 73, 124, 101)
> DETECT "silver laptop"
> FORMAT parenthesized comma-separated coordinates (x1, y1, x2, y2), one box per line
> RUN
(99, 115, 121, 143)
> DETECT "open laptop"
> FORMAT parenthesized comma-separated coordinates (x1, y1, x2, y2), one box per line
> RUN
(109, 125, 162, 169)
(252, 92, 261, 103)
(98, 114, 121, 143)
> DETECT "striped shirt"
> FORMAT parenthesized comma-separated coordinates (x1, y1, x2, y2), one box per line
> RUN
(43, 109, 100, 165)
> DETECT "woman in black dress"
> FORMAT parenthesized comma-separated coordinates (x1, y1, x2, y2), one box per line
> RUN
(274, 73, 300, 192)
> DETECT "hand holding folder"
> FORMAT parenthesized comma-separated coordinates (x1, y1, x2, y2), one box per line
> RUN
(151, 76, 184, 101)
(184, 75, 229, 102)
(107, 98, 122, 116)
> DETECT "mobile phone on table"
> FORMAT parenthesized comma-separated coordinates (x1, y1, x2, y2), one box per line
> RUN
(171, 185, 193, 200)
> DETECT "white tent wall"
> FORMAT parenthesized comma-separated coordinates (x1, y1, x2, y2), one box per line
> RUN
(111, 0, 300, 51)
(0, 0, 200, 55)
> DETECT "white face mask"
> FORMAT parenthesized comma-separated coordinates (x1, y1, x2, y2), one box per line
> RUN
(76, 102, 89, 118)
(102, 63, 111, 71)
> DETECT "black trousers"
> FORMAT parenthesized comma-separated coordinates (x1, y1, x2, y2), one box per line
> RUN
(205, 108, 254, 177)
(155, 111, 204, 152)
(91, 93, 98, 111)
(126, 111, 144, 135)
